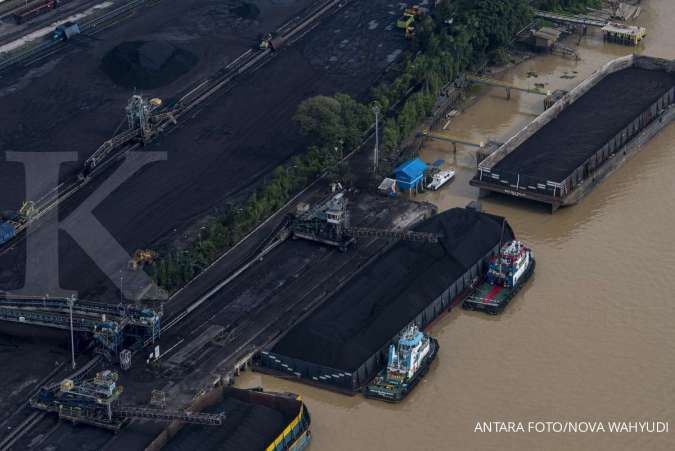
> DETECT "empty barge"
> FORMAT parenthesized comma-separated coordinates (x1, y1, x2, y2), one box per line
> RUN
(471, 55, 675, 211)
(254, 207, 514, 393)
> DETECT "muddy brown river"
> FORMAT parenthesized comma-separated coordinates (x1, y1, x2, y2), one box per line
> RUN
(237, 1, 675, 449)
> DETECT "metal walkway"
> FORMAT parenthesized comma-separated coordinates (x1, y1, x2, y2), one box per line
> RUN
(0, 294, 161, 360)
(533, 10, 608, 28)
(466, 74, 550, 96)
(347, 227, 442, 244)
(421, 131, 485, 148)
(116, 406, 224, 426)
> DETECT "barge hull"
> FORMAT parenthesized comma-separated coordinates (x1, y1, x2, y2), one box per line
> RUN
(256, 208, 514, 393)
(472, 55, 675, 211)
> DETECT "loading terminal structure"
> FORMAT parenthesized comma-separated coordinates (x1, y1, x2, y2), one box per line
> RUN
(471, 55, 675, 211)
(254, 207, 514, 393)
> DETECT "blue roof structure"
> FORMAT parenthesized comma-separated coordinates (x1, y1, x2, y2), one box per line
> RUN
(0, 222, 17, 245)
(393, 158, 428, 191)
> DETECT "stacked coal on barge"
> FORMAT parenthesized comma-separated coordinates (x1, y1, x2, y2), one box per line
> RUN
(157, 388, 311, 451)
(254, 207, 515, 394)
(471, 55, 675, 211)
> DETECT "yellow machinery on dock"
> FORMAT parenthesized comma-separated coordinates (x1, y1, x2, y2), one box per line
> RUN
(601, 22, 647, 46)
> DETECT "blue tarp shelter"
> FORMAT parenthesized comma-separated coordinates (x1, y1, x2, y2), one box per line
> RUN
(393, 158, 428, 191)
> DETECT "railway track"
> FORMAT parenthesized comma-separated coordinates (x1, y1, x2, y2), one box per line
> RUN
(0, 0, 361, 444)
(0, 0, 158, 73)
(0, 356, 100, 451)
(0, 0, 353, 257)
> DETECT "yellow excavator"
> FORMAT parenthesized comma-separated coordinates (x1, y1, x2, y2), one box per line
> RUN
(128, 249, 158, 271)
(396, 5, 421, 39)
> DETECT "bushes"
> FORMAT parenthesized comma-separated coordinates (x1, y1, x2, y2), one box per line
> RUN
(373, 0, 532, 157)
(150, 94, 371, 292)
(151, 1, 560, 292)
(532, 0, 601, 13)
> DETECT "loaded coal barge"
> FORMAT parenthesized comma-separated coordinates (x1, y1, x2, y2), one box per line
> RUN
(365, 323, 438, 402)
(471, 55, 675, 212)
(462, 240, 534, 315)
(149, 386, 311, 451)
(254, 206, 518, 395)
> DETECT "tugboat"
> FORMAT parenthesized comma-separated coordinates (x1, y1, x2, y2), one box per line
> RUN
(462, 240, 535, 315)
(365, 323, 438, 402)
(426, 168, 455, 191)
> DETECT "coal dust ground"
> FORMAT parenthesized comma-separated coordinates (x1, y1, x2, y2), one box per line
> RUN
(0, 0, 408, 301)
(271, 208, 513, 373)
(101, 41, 199, 89)
(231, 2, 261, 20)
(493, 67, 675, 182)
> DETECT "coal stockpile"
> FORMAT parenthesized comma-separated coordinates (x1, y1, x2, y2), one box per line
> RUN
(101, 41, 198, 89)
(271, 208, 512, 373)
(493, 67, 675, 182)
(165, 395, 293, 451)
(231, 2, 261, 19)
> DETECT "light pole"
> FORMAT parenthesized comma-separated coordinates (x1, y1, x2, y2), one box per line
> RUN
(67, 294, 77, 370)
(372, 105, 381, 173)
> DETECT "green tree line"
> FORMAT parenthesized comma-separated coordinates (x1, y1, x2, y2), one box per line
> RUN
(150, 0, 597, 291)
(149, 94, 371, 291)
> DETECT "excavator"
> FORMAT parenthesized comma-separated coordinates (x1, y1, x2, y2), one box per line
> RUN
(128, 249, 158, 271)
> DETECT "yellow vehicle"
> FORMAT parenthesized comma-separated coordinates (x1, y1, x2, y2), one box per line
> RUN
(396, 5, 421, 31)
(128, 249, 158, 271)
(396, 14, 415, 30)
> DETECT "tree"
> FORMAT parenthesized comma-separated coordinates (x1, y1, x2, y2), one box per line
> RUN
(293, 96, 344, 146)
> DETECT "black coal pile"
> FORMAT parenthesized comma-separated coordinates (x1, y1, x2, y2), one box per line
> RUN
(272, 207, 513, 372)
(493, 67, 675, 182)
(231, 2, 260, 19)
(165, 395, 290, 451)
(101, 41, 198, 89)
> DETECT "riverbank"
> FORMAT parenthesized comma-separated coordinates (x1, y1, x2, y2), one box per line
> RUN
(236, 1, 675, 449)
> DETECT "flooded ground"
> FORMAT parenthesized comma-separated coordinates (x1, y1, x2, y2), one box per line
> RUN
(236, 1, 675, 449)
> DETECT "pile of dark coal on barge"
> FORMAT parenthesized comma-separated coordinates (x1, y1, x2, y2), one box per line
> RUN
(254, 207, 514, 393)
(472, 55, 675, 211)
(152, 388, 310, 451)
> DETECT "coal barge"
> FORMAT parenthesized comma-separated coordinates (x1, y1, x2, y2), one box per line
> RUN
(254, 207, 516, 394)
(471, 55, 675, 212)
(150, 387, 311, 451)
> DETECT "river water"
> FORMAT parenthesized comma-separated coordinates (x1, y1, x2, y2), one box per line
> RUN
(236, 1, 675, 449)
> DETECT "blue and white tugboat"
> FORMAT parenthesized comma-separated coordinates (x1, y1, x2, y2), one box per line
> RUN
(365, 323, 438, 402)
(462, 240, 535, 315)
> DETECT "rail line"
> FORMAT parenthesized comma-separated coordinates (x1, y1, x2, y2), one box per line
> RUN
(0, 356, 101, 451)
(0, 0, 160, 73)
(0, 0, 358, 444)
(1, 0, 352, 257)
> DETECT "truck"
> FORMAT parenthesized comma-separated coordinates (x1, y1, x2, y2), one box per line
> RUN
(52, 22, 80, 41)
(0, 221, 17, 245)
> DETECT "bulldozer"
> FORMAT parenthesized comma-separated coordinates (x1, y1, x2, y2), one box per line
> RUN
(258, 33, 272, 50)
(396, 4, 422, 36)
(128, 249, 158, 271)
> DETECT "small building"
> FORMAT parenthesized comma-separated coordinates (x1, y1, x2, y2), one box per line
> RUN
(377, 178, 397, 196)
(602, 22, 646, 46)
(532, 27, 562, 51)
(393, 158, 428, 191)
